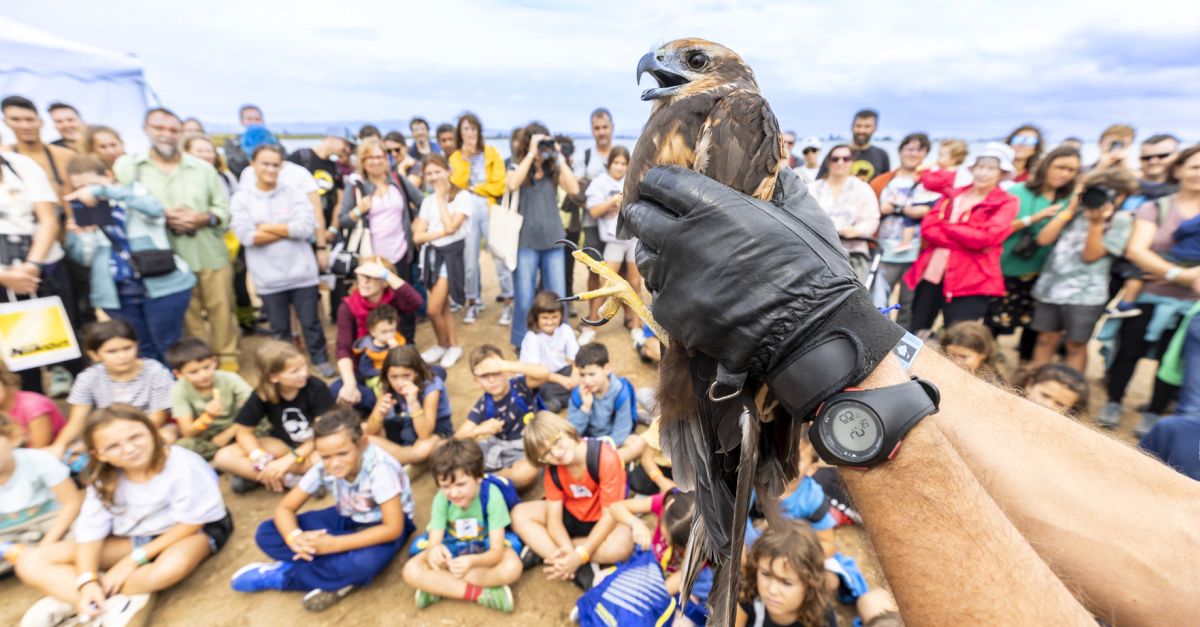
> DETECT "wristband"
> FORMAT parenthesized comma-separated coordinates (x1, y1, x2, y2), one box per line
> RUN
(1022, 216, 1032, 227)
(76, 571, 99, 589)
(287, 528, 304, 543)
(130, 547, 150, 566)
(1165, 266, 1183, 282)
(291, 451, 306, 465)
(574, 545, 590, 564)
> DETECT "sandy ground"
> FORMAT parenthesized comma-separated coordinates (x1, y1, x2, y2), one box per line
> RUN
(0, 255, 1155, 626)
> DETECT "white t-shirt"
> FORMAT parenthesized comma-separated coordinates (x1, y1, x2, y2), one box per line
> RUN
(73, 446, 226, 542)
(239, 161, 319, 195)
(795, 165, 820, 184)
(573, 147, 611, 228)
(585, 173, 625, 243)
(0, 448, 68, 530)
(417, 193, 471, 248)
(297, 443, 414, 524)
(0, 151, 64, 264)
(520, 323, 581, 372)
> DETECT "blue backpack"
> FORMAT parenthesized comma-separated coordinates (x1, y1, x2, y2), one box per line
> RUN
(484, 378, 546, 425)
(569, 376, 637, 425)
(478, 473, 521, 530)
(576, 549, 676, 627)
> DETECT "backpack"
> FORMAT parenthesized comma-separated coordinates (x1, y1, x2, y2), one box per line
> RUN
(568, 376, 638, 427)
(484, 379, 546, 424)
(478, 473, 521, 531)
(549, 437, 607, 492)
(575, 549, 676, 627)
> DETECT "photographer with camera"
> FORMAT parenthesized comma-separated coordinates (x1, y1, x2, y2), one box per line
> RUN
(1089, 123, 1136, 173)
(505, 122, 580, 349)
(62, 155, 196, 366)
(1028, 168, 1137, 374)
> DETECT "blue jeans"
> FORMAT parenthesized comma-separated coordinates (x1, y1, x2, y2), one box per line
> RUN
(328, 379, 376, 413)
(464, 198, 514, 303)
(255, 507, 414, 591)
(1178, 313, 1200, 414)
(104, 287, 192, 366)
(512, 246, 565, 347)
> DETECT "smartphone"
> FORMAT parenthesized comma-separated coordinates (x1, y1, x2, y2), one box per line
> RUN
(71, 199, 115, 228)
(1109, 140, 1126, 152)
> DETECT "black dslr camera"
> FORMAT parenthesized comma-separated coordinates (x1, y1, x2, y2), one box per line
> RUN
(1080, 185, 1117, 210)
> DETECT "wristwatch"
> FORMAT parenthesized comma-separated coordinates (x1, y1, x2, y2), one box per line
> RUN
(809, 377, 940, 468)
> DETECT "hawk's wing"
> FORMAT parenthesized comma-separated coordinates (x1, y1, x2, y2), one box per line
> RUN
(694, 89, 786, 199)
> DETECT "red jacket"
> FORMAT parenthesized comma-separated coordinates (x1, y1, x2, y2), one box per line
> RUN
(903, 170, 1017, 300)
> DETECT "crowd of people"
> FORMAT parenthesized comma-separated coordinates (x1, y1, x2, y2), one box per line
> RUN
(0, 90, 1196, 626)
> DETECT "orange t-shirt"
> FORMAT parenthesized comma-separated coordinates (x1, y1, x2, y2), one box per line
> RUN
(543, 440, 626, 523)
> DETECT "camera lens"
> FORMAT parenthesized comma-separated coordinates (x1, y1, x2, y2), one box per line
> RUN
(1080, 186, 1111, 209)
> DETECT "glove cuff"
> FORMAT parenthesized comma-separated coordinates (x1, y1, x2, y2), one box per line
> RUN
(765, 289, 906, 419)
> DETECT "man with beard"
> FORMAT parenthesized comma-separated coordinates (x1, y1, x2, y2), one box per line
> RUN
(115, 108, 239, 370)
(47, 102, 84, 150)
(818, 108, 891, 181)
(1136, 133, 1180, 201)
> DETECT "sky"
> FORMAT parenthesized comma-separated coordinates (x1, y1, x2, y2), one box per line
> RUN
(4, 0, 1200, 141)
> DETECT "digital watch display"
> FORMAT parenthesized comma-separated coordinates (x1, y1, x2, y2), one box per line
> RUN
(810, 378, 940, 468)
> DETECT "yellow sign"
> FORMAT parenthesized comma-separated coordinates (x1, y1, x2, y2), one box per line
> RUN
(0, 296, 81, 371)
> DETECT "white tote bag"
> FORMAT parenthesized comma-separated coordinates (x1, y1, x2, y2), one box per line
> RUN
(487, 186, 522, 271)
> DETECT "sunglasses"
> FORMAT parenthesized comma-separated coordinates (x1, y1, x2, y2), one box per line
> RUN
(387, 148, 404, 155)
(784, 140, 796, 147)
(1140, 153, 1172, 162)
(1009, 135, 1038, 146)
(829, 155, 852, 163)
(802, 148, 818, 155)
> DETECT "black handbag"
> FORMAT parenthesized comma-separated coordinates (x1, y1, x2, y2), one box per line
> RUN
(1010, 228, 1040, 260)
(129, 249, 177, 278)
(0, 234, 33, 266)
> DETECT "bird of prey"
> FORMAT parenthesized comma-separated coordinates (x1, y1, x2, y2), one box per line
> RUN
(561, 38, 794, 626)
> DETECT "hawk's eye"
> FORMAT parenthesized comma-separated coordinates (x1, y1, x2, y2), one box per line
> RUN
(686, 51, 708, 70)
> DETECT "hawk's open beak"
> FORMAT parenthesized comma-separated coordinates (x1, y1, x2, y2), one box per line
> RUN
(637, 51, 689, 101)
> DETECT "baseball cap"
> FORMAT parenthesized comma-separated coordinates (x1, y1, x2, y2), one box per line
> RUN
(326, 127, 357, 149)
(798, 136, 822, 152)
(972, 141, 1016, 174)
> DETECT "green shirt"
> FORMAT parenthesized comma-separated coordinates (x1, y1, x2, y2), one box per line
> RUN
(169, 370, 254, 439)
(1000, 184, 1065, 277)
(427, 483, 510, 542)
(114, 152, 230, 270)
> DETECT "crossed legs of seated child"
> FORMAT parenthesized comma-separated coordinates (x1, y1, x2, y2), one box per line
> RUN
(511, 501, 633, 588)
(212, 429, 311, 492)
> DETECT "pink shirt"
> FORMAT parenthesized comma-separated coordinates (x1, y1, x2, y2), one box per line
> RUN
(368, 185, 409, 264)
(9, 391, 66, 439)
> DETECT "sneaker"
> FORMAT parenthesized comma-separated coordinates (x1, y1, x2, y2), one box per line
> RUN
(1105, 306, 1143, 319)
(47, 366, 73, 398)
(1097, 401, 1123, 430)
(450, 302, 463, 313)
(20, 596, 75, 627)
(573, 563, 601, 591)
(93, 593, 154, 627)
(463, 304, 479, 325)
(230, 561, 290, 592)
(302, 586, 354, 612)
(1134, 412, 1161, 438)
(630, 326, 645, 348)
(476, 585, 514, 613)
(519, 545, 543, 569)
(569, 606, 580, 623)
(577, 328, 596, 346)
(498, 304, 513, 326)
(420, 345, 447, 364)
(415, 589, 442, 609)
(313, 362, 337, 379)
(230, 476, 259, 495)
(440, 346, 464, 369)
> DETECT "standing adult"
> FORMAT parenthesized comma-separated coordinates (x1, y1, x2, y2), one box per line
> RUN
(870, 133, 935, 327)
(507, 123, 579, 348)
(182, 134, 237, 197)
(287, 130, 351, 266)
(1099, 145, 1200, 433)
(810, 144, 880, 281)
(782, 130, 799, 169)
(1005, 124, 1043, 185)
(448, 113, 510, 325)
(414, 154, 471, 368)
(817, 109, 890, 181)
(570, 108, 616, 333)
(990, 146, 1081, 362)
(221, 104, 263, 178)
(383, 131, 417, 186)
(114, 108, 239, 370)
(47, 103, 84, 151)
(407, 117, 440, 165)
(1136, 134, 1181, 202)
(80, 126, 125, 169)
(435, 124, 457, 160)
(229, 145, 334, 377)
(1089, 124, 1136, 173)
(794, 136, 822, 183)
(903, 142, 1019, 334)
(1, 96, 75, 202)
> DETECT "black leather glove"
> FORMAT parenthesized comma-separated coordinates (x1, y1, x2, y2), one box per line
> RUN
(623, 165, 906, 418)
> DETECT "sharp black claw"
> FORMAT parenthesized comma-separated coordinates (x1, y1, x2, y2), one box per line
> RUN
(582, 247, 603, 260)
(581, 316, 609, 327)
(557, 295, 581, 303)
(555, 238, 580, 252)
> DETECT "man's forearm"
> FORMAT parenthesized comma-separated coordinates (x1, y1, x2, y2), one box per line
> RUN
(840, 358, 1093, 625)
(917, 349, 1200, 626)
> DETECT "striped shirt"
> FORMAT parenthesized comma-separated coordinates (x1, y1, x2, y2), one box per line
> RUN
(66, 361, 174, 413)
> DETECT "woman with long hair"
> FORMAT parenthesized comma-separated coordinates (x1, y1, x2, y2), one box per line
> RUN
(1006, 124, 1043, 184)
(414, 154, 472, 368)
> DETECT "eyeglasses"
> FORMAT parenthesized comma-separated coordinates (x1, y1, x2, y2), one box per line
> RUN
(538, 432, 571, 465)
(1140, 153, 1172, 162)
(829, 156, 852, 163)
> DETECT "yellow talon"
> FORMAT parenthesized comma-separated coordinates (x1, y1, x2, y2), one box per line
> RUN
(564, 248, 670, 348)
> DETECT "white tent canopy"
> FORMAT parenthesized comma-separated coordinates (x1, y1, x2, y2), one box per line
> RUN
(0, 17, 155, 151)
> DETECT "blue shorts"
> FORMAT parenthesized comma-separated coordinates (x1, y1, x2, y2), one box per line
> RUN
(408, 529, 523, 557)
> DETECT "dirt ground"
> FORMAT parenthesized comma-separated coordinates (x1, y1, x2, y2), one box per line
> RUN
(0, 255, 1155, 625)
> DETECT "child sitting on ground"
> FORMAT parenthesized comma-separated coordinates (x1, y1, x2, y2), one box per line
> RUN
(0, 416, 83, 577)
(366, 345, 453, 465)
(567, 343, 646, 464)
(403, 438, 522, 613)
(455, 345, 550, 490)
(213, 341, 334, 493)
(608, 489, 695, 594)
(57, 320, 176, 460)
(17, 405, 231, 626)
(0, 363, 65, 449)
(354, 304, 405, 389)
(737, 521, 838, 627)
(511, 412, 634, 591)
(166, 338, 254, 462)
(1015, 363, 1089, 418)
(231, 407, 415, 612)
(519, 290, 581, 412)
(626, 416, 676, 495)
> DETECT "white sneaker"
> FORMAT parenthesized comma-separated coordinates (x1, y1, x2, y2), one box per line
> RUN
(498, 304, 513, 326)
(440, 346, 464, 369)
(449, 302, 463, 313)
(463, 304, 479, 325)
(93, 593, 154, 627)
(20, 596, 75, 627)
(577, 328, 596, 346)
(629, 326, 645, 348)
(420, 346, 447, 364)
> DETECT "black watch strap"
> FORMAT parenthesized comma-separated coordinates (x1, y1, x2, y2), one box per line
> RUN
(811, 377, 940, 467)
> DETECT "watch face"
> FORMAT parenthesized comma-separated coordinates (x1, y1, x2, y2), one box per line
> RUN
(818, 399, 884, 462)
